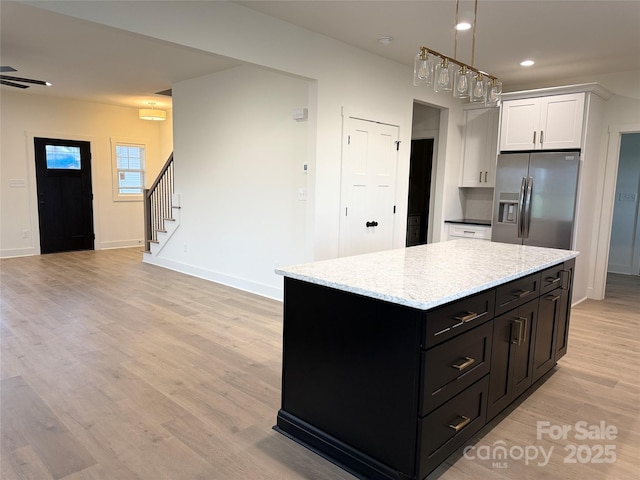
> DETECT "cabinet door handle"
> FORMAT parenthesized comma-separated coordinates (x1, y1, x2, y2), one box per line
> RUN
(452, 356, 476, 371)
(545, 276, 561, 285)
(513, 289, 531, 298)
(448, 415, 471, 432)
(484, 171, 488, 183)
(511, 317, 527, 345)
(546, 294, 561, 302)
(479, 171, 483, 182)
(454, 311, 486, 323)
(540, 130, 544, 145)
(533, 131, 537, 145)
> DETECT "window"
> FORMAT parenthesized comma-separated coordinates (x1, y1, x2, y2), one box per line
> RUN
(111, 139, 147, 201)
(45, 145, 81, 170)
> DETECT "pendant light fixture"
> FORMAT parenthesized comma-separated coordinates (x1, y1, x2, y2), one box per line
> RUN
(139, 102, 166, 121)
(413, 0, 501, 106)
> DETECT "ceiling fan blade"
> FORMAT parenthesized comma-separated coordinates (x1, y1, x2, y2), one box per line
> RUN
(0, 79, 29, 89)
(0, 75, 50, 86)
(0, 66, 18, 73)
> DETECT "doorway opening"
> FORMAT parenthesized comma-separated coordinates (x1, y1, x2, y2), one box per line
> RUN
(406, 139, 434, 247)
(607, 132, 640, 276)
(34, 137, 95, 254)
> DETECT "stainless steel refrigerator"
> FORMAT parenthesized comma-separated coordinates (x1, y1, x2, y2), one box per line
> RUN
(491, 151, 580, 249)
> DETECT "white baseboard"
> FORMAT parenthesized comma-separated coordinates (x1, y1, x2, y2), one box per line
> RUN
(99, 239, 144, 250)
(0, 247, 38, 258)
(142, 254, 284, 302)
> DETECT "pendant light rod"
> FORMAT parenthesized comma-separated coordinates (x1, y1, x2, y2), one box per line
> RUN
(471, 0, 478, 67)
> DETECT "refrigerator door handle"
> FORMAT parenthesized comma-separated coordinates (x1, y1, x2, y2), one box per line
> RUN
(523, 176, 534, 238)
(517, 177, 527, 238)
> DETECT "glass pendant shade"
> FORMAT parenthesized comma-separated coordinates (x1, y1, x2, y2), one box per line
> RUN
(453, 66, 471, 98)
(485, 79, 503, 107)
(470, 74, 486, 102)
(434, 58, 453, 92)
(413, 50, 434, 86)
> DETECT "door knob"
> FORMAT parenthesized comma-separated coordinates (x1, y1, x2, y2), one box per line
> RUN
(366, 221, 379, 227)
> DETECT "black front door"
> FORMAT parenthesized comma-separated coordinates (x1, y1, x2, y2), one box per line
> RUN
(34, 137, 94, 254)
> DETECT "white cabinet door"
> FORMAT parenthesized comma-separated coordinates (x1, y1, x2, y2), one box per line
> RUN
(339, 118, 399, 257)
(499, 98, 540, 151)
(500, 93, 585, 151)
(539, 93, 585, 150)
(461, 107, 499, 187)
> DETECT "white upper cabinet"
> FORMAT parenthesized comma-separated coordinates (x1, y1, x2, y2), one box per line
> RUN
(460, 106, 499, 187)
(500, 92, 585, 151)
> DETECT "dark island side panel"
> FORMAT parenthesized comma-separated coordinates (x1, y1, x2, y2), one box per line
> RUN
(279, 278, 424, 477)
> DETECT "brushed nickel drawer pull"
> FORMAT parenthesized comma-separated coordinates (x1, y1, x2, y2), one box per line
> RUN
(511, 317, 528, 345)
(546, 294, 561, 302)
(545, 276, 561, 285)
(453, 311, 486, 323)
(448, 415, 471, 432)
(514, 289, 531, 298)
(452, 356, 475, 371)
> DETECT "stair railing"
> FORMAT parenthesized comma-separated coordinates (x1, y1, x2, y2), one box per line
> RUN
(144, 153, 174, 252)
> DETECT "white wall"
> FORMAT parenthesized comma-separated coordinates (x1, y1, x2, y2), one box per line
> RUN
(0, 91, 172, 257)
(151, 66, 311, 298)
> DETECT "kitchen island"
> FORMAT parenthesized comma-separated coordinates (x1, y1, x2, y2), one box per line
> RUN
(275, 240, 577, 480)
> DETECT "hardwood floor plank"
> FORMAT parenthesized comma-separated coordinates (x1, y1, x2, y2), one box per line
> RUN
(0, 376, 96, 479)
(1, 250, 637, 479)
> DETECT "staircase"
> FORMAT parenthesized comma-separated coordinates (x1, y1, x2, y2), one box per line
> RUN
(143, 153, 180, 256)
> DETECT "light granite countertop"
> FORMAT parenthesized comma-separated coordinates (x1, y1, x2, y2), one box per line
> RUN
(276, 239, 579, 310)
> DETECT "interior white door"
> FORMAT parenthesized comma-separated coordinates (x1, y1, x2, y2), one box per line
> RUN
(340, 117, 399, 257)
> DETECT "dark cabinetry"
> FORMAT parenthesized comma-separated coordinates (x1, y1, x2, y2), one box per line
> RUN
(533, 259, 575, 382)
(487, 298, 538, 420)
(277, 259, 575, 480)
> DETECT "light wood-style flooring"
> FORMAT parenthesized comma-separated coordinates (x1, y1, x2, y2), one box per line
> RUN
(1, 248, 638, 479)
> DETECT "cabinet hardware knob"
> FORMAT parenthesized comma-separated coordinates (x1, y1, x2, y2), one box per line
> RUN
(448, 415, 472, 432)
(452, 356, 476, 371)
(365, 221, 379, 228)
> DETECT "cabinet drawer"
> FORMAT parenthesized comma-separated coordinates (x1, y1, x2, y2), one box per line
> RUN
(423, 290, 495, 348)
(495, 272, 540, 316)
(421, 321, 493, 415)
(448, 224, 492, 240)
(539, 264, 564, 295)
(418, 376, 489, 479)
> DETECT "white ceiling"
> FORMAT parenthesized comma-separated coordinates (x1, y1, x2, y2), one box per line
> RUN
(1, 1, 639, 109)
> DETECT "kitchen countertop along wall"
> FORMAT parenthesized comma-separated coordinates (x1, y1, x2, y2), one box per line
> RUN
(276, 239, 578, 310)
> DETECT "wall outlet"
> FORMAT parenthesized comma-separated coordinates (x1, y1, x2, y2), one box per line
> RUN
(183, 243, 188, 253)
(22, 230, 29, 239)
(297, 188, 306, 201)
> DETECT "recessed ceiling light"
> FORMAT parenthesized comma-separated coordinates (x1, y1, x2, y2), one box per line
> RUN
(455, 22, 472, 31)
(520, 60, 535, 67)
(378, 36, 393, 46)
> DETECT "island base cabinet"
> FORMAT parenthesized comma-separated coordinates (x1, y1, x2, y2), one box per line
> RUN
(487, 300, 539, 421)
(417, 377, 489, 479)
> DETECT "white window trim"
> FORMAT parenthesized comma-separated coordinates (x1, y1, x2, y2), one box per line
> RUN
(110, 137, 149, 202)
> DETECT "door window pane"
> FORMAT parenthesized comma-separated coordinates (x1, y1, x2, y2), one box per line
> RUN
(45, 145, 81, 170)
